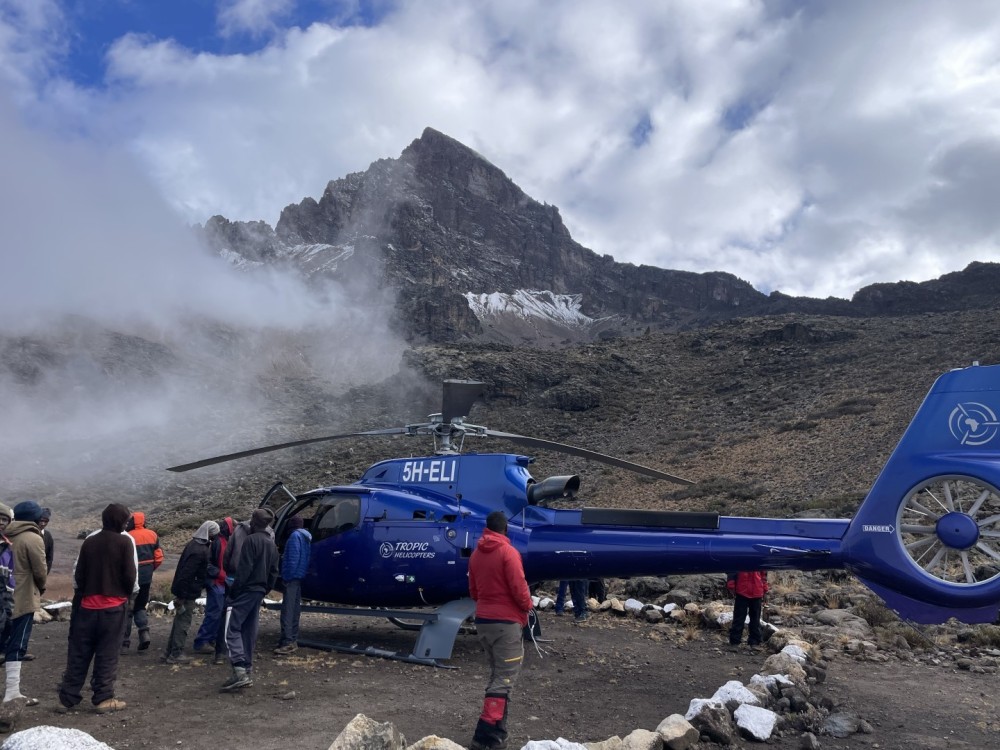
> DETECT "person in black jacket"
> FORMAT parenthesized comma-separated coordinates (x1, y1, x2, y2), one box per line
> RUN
(38, 508, 53, 574)
(57, 503, 136, 715)
(220, 509, 278, 692)
(163, 521, 218, 665)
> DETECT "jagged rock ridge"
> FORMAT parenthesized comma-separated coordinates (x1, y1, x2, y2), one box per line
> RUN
(202, 128, 1000, 344)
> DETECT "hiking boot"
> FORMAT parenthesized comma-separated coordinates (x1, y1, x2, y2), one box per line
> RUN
(573, 613, 589, 624)
(163, 653, 192, 665)
(213, 653, 228, 665)
(55, 704, 79, 715)
(193, 642, 214, 654)
(220, 666, 252, 692)
(138, 630, 151, 651)
(95, 698, 126, 714)
(273, 643, 297, 655)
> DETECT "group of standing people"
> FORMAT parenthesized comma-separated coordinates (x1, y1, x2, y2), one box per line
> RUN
(0, 500, 315, 729)
(161, 508, 310, 691)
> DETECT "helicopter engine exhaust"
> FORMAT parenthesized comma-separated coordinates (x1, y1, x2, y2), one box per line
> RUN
(527, 475, 581, 505)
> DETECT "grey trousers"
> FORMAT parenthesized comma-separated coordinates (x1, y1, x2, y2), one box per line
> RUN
(476, 621, 523, 697)
(166, 599, 196, 657)
(225, 590, 265, 669)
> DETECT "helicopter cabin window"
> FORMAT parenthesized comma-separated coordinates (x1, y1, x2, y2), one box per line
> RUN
(311, 495, 362, 542)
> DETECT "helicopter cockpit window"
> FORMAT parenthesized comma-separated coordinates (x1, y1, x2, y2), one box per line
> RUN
(312, 495, 361, 542)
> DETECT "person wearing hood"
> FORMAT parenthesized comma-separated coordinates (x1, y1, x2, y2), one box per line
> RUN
(122, 512, 163, 653)
(466, 511, 533, 750)
(1, 501, 48, 719)
(273, 515, 311, 656)
(56, 503, 136, 716)
(193, 517, 234, 663)
(163, 521, 218, 664)
(220, 509, 278, 693)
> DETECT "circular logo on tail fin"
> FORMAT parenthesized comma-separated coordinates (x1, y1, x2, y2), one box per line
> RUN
(948, 403, 1000, 445)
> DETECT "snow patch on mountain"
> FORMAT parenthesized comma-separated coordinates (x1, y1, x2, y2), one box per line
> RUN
(218, 248, 263, 270)
(464, 290, 605, 328)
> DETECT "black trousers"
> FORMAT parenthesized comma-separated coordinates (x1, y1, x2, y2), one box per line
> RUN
(58, 603, 129, 707)
(729, 595, 763, 645)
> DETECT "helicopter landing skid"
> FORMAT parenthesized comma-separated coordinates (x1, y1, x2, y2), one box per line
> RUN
(264, 598, 477, 667)
(294, 637, 456, 668)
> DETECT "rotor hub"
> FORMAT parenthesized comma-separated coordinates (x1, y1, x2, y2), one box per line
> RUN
(935, 511, 980, 550)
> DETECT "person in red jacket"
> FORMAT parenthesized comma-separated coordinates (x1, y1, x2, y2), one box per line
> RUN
(467, 511, 533, 750)
(727, 570, 768, 649)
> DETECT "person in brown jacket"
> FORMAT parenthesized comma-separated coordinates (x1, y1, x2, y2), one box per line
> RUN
(3, 501, 48, 710)
(57, 504, 136, 715)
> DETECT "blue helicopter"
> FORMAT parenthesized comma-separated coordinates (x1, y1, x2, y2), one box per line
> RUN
(168, 365, 1000, 663)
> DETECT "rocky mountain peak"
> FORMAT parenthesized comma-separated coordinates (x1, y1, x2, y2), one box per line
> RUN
(199, 129, 1000, 346)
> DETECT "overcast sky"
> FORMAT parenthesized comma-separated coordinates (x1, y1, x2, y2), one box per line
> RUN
(2, 0, 1000, 302)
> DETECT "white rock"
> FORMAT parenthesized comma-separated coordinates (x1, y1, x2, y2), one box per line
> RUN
(522, 739, 588, 750)
(684, 698, 725, 721)
(710, 680, 760, 708)
(661, 603, 678, 613)
(623, 599, 645, 613)
(1, 726, 114, 750)
(749, 673, 793, 692)
(535, 597, 554, 610)
(733, 704, 779, 741)
(780, 644, 809, 664)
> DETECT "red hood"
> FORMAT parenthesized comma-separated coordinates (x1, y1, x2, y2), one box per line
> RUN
(132, 511, 146, 530)
(476, 528, 510, 553)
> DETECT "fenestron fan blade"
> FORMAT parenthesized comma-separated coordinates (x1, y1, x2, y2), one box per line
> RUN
(166, 428, 408, 472)
(483, 429, 693, 485)
(442, 379, 486, 423)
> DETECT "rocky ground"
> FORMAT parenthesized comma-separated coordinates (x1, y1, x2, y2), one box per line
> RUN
(7, 544, 999, 750)
(5, 308, 1000, 748)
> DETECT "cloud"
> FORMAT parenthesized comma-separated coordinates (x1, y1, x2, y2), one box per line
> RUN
(217, 0, 294, 39)
(4, 0, 1000, 302)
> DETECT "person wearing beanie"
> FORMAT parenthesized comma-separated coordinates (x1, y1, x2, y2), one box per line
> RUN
(0, 501, 47, 728)
(163, 521, 219, 664)
(193, 517, 235, 663)
(57, 503, 136, 716)
(37, 508, 53, 575)
(221, 509, 278, 692)
(274, 515, 311, 656)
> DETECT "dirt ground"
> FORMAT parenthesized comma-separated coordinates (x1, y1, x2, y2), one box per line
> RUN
(13, 529, 999, 750)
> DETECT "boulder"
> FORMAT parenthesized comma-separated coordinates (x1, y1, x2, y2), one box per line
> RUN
(734, 705, 780, 741)
(405, 738, 464, 750)
(710, 680, 760, 712)
(621, 728, 662, 750)
(328, 714, 406, 750)
(655, 715, 698, 750)
(684, 701, 734, 746)
(584, 736, 622, 750)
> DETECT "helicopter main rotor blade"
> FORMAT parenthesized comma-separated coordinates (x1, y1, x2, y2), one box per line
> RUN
(442, 379, 486, 423)
(166, 428, 408, 472)
(483, 429, 694, 485)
